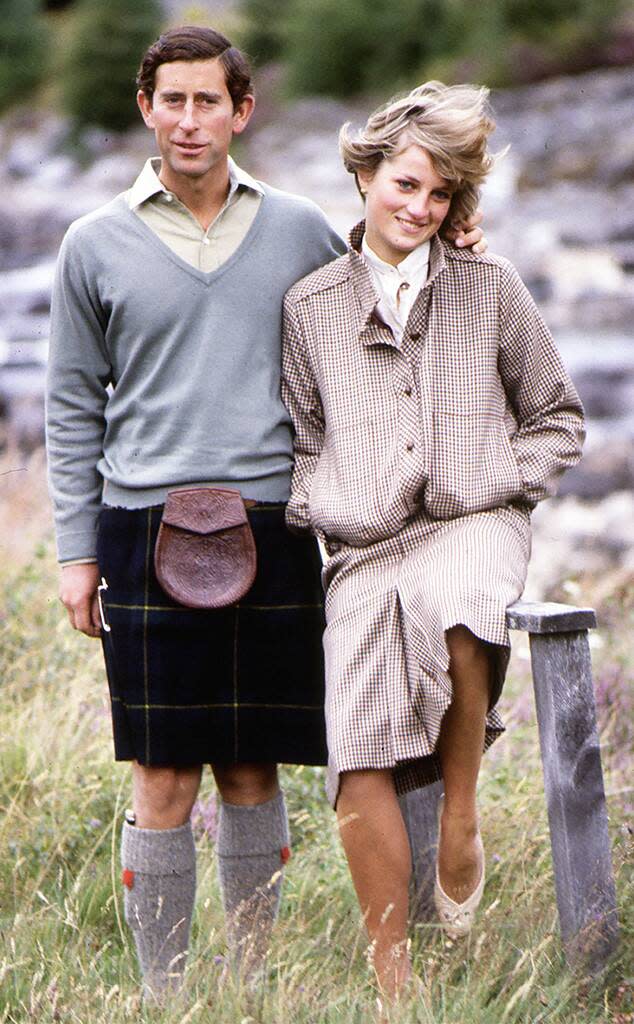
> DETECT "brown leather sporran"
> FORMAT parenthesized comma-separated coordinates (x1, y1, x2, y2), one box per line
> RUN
(154, 487, 257, 608)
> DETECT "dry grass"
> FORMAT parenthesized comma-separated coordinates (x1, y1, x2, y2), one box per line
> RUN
(0, 453, 632, 1023)
(0, 448, 53, 571)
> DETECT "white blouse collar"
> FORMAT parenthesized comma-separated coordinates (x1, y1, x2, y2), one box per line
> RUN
(361, 235, 431, 283)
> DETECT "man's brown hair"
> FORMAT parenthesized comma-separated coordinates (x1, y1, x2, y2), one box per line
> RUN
(136, 26, 253, 109)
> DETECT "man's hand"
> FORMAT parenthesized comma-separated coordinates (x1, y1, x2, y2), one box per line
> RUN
(59, 563, 102, 638)
(445, 208, 487, 254)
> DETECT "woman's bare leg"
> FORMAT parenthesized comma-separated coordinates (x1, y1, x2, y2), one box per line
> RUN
(336, 768, 412, 1000)
(436, 624, 490, 901)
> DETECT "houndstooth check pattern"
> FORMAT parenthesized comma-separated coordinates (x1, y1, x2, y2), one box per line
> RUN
(282, 222, 585, 544)
(281, 223, 585, 805)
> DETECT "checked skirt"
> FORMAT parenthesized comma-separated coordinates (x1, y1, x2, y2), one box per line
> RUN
(321, 504, 531, 806)
(96, 503, 327, 767)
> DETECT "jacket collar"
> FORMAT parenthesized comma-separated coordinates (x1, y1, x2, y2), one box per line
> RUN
(347, 220, 448, 346)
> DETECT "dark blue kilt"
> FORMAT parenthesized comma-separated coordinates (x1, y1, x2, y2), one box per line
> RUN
(96, 503, 327, 767)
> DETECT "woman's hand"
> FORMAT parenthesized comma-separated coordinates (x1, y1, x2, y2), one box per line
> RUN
(445, 208, 487, 254)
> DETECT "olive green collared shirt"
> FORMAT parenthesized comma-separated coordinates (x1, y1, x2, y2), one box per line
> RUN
(126, 156, 264, 272)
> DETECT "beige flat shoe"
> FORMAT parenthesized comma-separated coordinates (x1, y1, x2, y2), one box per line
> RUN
(434, 797, 485, 941)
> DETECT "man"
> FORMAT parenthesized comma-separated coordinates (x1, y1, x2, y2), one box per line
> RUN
(46, 25, 486, 1000)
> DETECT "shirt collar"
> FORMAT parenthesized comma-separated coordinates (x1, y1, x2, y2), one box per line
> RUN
(228, 156, 264, 197)
(126, 155, 264, 210)
(347, 221, 449, 345)
(361, 233, 430, 284)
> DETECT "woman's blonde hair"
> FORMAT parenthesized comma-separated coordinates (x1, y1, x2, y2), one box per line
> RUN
(339, 81, 498, 228)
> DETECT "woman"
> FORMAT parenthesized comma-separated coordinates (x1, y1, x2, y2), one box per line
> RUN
(281, 82, 585, 1000)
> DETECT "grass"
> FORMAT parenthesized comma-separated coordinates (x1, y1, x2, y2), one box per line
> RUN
(0, 450, 632, 1023)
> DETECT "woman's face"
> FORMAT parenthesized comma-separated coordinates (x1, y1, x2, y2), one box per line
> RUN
(358, 144, 453, 266)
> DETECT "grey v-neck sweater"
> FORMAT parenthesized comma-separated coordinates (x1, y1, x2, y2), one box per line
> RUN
(46, 186, 344, 561)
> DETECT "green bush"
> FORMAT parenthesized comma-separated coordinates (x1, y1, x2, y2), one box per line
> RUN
(284, 0, 376, 97)
(505, 0, 623, 39)
(239, 0, 294, 63)
(243, 0, 628, 98)
(61, 0, 162, 132)
(0, 0, 48, 112)
(282, 0, 496, 97)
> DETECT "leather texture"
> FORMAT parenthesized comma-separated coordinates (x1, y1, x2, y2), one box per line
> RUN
(154, 488, 257, 609)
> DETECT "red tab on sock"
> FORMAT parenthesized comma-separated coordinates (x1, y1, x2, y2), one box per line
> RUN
(122, 868, 135, 890)
(280, 846, 291, 864)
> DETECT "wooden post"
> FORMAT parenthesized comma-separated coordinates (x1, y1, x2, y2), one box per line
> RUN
(506, 601, 619, 972)
(399, 780, 443, 922)
(404, 600, 619, 972)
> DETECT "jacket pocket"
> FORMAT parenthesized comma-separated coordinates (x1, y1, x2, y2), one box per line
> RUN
(425, 410, 524, 518)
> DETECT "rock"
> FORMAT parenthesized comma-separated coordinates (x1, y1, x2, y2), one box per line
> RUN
(0, 366, 46, 452)
(543, 248, 624, 306)
(608, 219, 634, 242)
(525, 491, 634, 600)
(0, 261, 55, 315)
(492, 66, 634, 189)
(0, 63, 633, 478)
(4, 115, 68, 179)
(79, 152, 146, 193)
(77, 126, 128, 162)
(573, 366, 634, 421)
(0, 313, 49, 344)
(543, 291, 634, 333)
(609, 241, 634, 272)
(2, 339, 48, 366)
(3, 392, 45, 452)
(0, 186, 78, 271)
(560, 440, 634, 500)
(596, 132, 634, 185)
(31, 155, 78, 190)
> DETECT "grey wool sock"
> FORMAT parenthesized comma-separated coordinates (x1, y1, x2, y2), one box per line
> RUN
(216, 790, 291, 980)
(121, 820, 196, 1000)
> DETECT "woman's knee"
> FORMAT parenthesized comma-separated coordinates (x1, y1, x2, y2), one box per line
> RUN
(338, 768, 395, 804)
(446, 624, 487, 667)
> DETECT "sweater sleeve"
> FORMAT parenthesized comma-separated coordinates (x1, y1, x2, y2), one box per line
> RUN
(498, 262, 585, 507)
(46, 228, 112, 562)
(281, 295, 325, 534)
(298, 202, 347, 272)
(316, 217, 347, 263)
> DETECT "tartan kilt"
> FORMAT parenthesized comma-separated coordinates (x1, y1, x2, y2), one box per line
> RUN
(96, 503, 327, 767)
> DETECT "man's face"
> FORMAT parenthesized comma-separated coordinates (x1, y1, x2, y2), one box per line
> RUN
(137, 58, 254, 191)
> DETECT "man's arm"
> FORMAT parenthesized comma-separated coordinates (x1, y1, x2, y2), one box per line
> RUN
(444, 209, 487, 253)
(46, 227, 112, 636)
(59, 563, 102, 638)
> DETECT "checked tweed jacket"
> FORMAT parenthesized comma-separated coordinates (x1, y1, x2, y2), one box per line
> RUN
(281, 223, 585, 801)
(282, 223, 585, 548)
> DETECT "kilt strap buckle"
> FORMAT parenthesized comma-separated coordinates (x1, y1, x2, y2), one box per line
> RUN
(97, 577, 112, 633)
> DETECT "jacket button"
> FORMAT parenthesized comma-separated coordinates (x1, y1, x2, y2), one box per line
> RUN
(404, 387, 412, 396)
(406, 442, 415, 451)
(410, 331, 421, 340)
